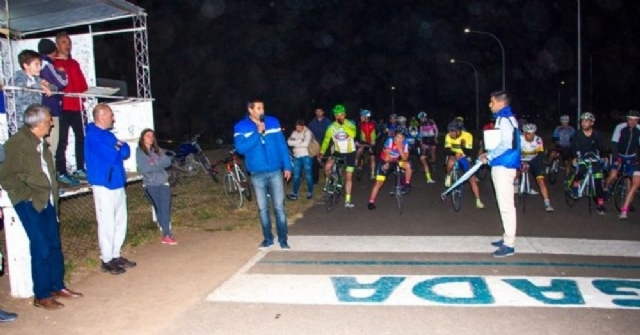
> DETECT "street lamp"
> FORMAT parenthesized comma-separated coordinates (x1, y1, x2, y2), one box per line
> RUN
(391, 86, 396, 115)
(577, 0, 582, 129)
(451, 58, 480, 131)
(464, 28, 505, 91)
(557, 80, 565, 118)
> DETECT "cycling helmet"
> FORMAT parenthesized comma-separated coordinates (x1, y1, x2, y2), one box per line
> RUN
(360, 109, 371, 118)
(560, 115, 570, 123)
(580, 112, 595, 121)
(397, 116, 407, 124)
(627, 110, 640, 119)
(396, 126, 409, 136)
(447, 122, 459, 132)
(333, 104, 346, 115)
(389, 113, 397, 119)
(522, 123, 537, 133)
(454, 116, 464, 122)
(417, 111, 427, 119)
(452, 119, 464, 129)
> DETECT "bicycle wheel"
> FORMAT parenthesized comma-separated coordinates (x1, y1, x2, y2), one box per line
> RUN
(324, 177, 336, 212)
(197, 153, 218, 183)
(451, 170, 463, 212)
(237, 168, 253, 201)
(395, 170, 403, 215)
(613, 176, 631, 212)
(548, 158, 560, 185)
(223, 174, 243, 209)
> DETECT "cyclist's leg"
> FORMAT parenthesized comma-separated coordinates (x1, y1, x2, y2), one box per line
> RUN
(355, 146, 364, 169)
(459, 157, 482, 206)
(621, 172, 640, 215)
(593, 163, 606, 210)
(604, 155, 620, 190)
(368, 146, 377, 178)
(401, 160, 412, 186)
(344, 152, 357, 205)
(562, 148, 573, 176)
(368, 161, 390, 207)
(531, 157, 552, 208)
(323, 157, 335, 191)
(430, 143, 437, 163)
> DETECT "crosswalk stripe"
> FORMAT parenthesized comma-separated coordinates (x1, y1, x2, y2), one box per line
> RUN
(285, 236, 640, 258)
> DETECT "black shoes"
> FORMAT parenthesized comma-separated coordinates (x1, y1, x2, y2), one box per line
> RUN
(113, 257, 137, 269)
(101, 260, 125, 275)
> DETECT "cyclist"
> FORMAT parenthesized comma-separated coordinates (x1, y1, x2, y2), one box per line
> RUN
(444, 122, 485, 209)
(319, 104, 358, 208)
(609, 110, 640, 219)
(520, 123, 554, 212)
(417, 111, 437, 183)
(409, 116, 420, 129)
(604, 110, 640, 193)
(385, 114, 399, 138)
(396, 115, 408, 134)
(356, 109, 378, 180)
(550, 115, 576, 177)
(453, 116, 466, 131)
(570, 112, 608, 214)
(367, 129, 413, 210)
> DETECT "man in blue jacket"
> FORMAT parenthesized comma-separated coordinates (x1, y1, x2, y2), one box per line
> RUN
(480, 91, 521, 258)
(234, 98, 292, 249)
(85, 103, 136, 274)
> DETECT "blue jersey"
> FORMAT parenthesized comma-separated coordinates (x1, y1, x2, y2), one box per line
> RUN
(552, 126, 576, 148)
(381, 137, 409, 161)
(386, 123, 398, 137)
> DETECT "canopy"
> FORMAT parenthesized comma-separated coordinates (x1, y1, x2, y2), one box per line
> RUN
(0, 0, 144, 36)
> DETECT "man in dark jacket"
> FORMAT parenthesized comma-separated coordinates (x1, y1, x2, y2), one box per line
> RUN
(307, 108, 331, 184)
(0, 104, 83, 310)
(85, 103, 135, 275)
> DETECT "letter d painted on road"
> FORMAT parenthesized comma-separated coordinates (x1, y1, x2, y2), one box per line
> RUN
(412, 276, 494, 305)
(332, 276, 405, 303)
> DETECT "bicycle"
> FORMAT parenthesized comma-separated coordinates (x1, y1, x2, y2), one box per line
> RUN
(446, 158, 465, 212)
(322, 156, 346, 212)
(546, 145, 569, 185)
(564, 155, 602, 214)
(163, 133, 219, 184)
(516, 162, 532, 213)
(213, 150, 252, 209)
(388, 162, 407, 215)
(610, 158, 640, 212)
(355, 143, 375, 181)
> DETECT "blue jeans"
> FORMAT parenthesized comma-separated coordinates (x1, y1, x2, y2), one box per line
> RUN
(14, 201, 65, 299)
(144, 184, 172, 237)
(251, 170, 288, 244)
(292, 156, 313, 195)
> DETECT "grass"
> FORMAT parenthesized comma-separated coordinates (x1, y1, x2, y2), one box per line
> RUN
(0, 148, 318, 283)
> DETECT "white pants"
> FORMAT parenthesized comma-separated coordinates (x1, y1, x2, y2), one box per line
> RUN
(491, 166, 517, 247)
(92, 186, 128, 262)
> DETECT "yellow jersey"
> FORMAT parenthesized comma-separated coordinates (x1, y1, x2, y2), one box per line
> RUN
(445, 131, 473, 155)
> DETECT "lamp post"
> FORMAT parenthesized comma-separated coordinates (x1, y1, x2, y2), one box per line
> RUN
(391, 86, 396, 115)
(557, 80, 565, 118)
(451, 58, 480, 131)
(464, 28, 505, 91)
(577, 0, 582, 129)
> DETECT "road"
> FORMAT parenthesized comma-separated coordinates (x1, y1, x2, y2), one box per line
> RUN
(158, 164, 640, 335)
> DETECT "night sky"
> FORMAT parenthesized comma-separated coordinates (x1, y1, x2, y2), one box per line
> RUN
(93, 0, 640, 140)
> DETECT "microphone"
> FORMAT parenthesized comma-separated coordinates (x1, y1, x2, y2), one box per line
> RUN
(259, 114, 265, 134)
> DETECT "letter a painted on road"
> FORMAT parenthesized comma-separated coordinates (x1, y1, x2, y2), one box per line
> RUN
(412, 276, 494, 305)
(503, 279, 585, 305)
(592, 279, 640, 308)
(332, 276, 405, 303)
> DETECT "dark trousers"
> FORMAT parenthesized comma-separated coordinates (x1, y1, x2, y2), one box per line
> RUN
(14, 201, 65, 299)
(312, 158, 320, 184)
(56, 110, 85, 174)
(144, 184, 172, 237)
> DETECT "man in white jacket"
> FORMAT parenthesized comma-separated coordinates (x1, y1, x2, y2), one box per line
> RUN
(287, 119, 314, 200)
(479, 91, 521, 258)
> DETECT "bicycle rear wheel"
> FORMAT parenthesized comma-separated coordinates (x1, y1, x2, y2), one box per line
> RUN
(451, 170, 462, 212)
(223, 174, 243, 209)
(613, 176, 630, 212)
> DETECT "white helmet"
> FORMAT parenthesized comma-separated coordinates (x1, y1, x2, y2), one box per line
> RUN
(560, 115, 570, 123)
(522, 123, 537, 133)
(397, 116, 407, 124)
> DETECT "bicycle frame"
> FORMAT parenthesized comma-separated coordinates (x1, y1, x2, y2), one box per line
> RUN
(518, 163, 531, 213)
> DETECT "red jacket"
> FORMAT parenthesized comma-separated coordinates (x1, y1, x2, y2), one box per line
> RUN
(53, 57, 88, 112)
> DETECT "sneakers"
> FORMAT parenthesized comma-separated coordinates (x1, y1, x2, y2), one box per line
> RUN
(491, 239, 504, 247)
(597, 206, 606, 215)
(306, 193, 313, 200)
(444, 175, 452, 187)
(73, 169, 87, 179)
(367, 202, 376, 210)
(370, 174, 375, 180)
(476, 199, 485, 209)
(403, 184, 412, 194)
(57, 173, 80, 186)
(258, 240, 274, 249)
(619, 211, 628, 220)
(345, 202, 355, 208)
(493, 245, 515, 258)
(101, 260, 126, 275)
(426, 178, 435, 184)
(280, 241, 291, 250)
(162, 235, 178, 245)
(287, 194, 298, 200)
(113, 257, 137, 268)
(0, 309, 17, 322)
(529, 189, 539, 195)
(544, 204, 554, 212)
